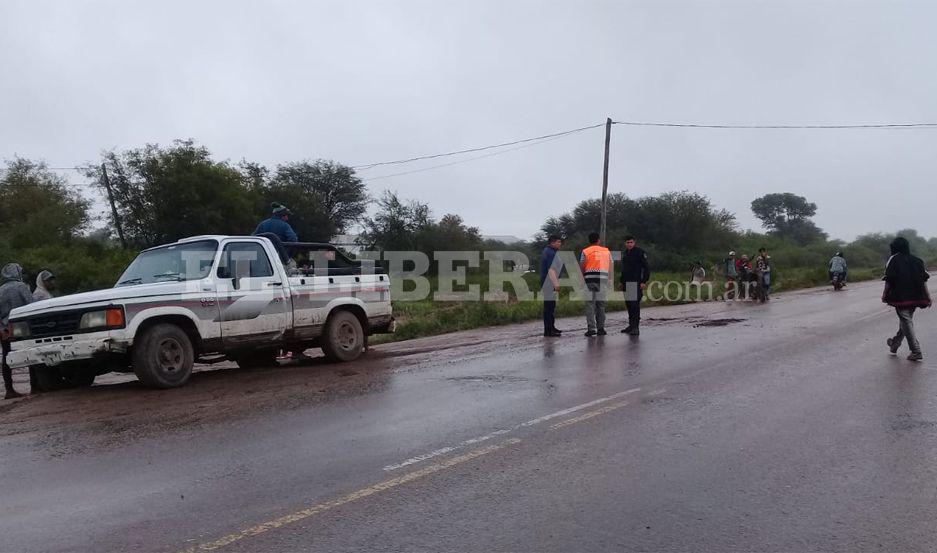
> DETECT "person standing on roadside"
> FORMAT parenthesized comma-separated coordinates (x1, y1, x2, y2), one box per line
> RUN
(755, 247, 772, 301)
(883, 236, 931, 361)
(580, 232, 612, 337)
(33, 270, 56, 301)
(723, 251, 739, 299)
(540, 235, 563, 337)
(1, 263, 33, 399)
(620, 235, 650, 335)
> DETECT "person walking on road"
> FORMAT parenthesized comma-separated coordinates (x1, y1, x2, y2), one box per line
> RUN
(33, 270, 56, 301)
(253, 202, 298, 243)
(540, 235, 563, 337)
(1, 263, 33, 399)
(883, 236, 931, 361)
(580, 232, 611, 337)
(620, 235, 650, 335)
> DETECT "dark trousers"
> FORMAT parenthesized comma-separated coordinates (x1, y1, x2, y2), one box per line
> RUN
(543, 300, 556, 331)
(1, 339, 13, 394)
(623, 282, 642, 326)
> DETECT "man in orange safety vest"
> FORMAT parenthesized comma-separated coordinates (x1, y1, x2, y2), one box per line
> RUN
(579, 232, 612, 337)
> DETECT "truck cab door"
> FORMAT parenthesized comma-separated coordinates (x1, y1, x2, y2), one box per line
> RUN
(215, 241, 292, 348)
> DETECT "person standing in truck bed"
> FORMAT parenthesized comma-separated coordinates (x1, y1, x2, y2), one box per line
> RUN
(253, 202, 298, 243)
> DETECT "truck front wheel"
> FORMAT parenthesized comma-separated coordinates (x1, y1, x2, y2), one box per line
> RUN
(133, 324, 194, 388)
(321, 310, 365, 363)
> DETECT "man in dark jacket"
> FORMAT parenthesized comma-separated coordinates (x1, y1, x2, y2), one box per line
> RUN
(0, 263, 33, 399)
(253, 202, 299, 243)
(620, 235, 650, 335)
(883, 236, 931, 361)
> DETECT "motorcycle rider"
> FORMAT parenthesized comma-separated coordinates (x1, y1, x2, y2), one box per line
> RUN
(829, 252, 847, 286)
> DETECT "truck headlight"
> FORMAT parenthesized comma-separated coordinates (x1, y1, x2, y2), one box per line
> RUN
(9, 321, 30, 339)
(79, 307, 125, 330)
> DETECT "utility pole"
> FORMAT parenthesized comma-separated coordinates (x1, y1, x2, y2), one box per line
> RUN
(100, 163, 127, 249)
(600, 117, 612, 243)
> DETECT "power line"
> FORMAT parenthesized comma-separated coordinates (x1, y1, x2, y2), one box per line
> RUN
(362, 131, 581, 182)
(613, 120, 937, 129)
(352, 122, 606, 170)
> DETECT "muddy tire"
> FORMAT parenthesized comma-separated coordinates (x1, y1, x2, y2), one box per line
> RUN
(132, 324, 194, 388)
(234, 350, 279, 369)
(321, 310, 365, 363)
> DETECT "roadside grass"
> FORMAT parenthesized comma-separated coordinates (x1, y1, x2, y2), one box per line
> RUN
(372, 266, 882, 344)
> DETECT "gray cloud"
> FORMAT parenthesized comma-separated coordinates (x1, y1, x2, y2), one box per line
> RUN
(2, 0, 935, 241)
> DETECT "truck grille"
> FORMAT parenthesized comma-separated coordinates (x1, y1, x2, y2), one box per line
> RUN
(25, 312, 83, 338)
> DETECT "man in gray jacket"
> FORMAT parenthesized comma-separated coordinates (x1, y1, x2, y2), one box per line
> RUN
(1, 263, 33, 399)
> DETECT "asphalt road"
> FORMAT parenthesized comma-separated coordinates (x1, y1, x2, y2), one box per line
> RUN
(3, 279, 937, 552)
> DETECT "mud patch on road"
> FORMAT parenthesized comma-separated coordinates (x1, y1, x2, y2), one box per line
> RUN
(644, 316, 747, 328)
(447, 374, 528, 384)
(693, 318, 747, 328)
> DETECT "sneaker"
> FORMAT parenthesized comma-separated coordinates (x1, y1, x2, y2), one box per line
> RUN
(551, 327, 563, 334)
(4, 390, 22, 400)
(908, 351, 923, 361)
(544, 330, 562, 337)
(626, 328, 640, 336)
(584, 330, 597, 337)
(887, 337, 900, 354)
(620, 325, 633, 334)
(597, 329, 607, 336)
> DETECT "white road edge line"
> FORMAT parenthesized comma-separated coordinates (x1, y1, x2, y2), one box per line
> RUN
(382, 387, 642, 471)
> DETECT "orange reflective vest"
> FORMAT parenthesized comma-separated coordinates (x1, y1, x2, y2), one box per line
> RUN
(580, 245, 611, 281)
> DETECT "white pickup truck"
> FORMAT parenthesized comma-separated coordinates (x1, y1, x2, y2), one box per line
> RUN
(6, 235, 393, 390)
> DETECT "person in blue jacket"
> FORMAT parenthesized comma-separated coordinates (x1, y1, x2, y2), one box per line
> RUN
(253, 203, 298, 243)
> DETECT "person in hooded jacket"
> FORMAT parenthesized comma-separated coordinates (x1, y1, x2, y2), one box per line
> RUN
(883, 237, 931, 361)
(0, 263, 33, 398)
(33, 270, 56, 301)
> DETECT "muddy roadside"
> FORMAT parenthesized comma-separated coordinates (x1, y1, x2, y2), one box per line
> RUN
(0, 284, 822, 448)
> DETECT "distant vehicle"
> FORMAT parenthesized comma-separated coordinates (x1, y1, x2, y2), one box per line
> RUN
(6, 235, 394, 390)
(831, 271, 845, 291)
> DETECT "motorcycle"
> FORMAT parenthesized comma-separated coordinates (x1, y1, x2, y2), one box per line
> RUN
(831, 271, 845, 291)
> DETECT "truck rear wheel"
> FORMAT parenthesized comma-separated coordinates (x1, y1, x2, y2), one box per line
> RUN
(321, 310, 364, 363)
(133, 324, 194, 388)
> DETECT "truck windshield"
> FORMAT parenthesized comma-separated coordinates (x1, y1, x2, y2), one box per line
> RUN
(115, 240, 219, 286)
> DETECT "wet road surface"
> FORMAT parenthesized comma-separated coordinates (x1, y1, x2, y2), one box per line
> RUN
(2, 279, 937, 552)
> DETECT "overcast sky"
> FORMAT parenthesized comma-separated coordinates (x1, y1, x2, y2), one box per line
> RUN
(2, 0, 936, 242)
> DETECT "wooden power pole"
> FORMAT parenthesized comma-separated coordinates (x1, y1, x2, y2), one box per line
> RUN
(100, 163, 127, 249)
(600, 117, 612, 243)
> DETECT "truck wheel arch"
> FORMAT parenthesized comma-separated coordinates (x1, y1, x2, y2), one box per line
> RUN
(133, 315, 203, 353)
(325, 303, 369, 335)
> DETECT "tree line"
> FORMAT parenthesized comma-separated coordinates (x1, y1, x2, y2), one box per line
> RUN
(1, 138, 933, 294)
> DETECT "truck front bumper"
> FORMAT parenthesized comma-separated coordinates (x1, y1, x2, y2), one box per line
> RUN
(6, 332, 127, 368)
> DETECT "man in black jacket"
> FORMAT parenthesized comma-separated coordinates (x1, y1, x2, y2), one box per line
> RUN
(883, 236, 931, 361)
(620, 235, 650, 335)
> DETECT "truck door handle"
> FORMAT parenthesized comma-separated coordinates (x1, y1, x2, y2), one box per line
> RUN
(266, 282, 283, 287)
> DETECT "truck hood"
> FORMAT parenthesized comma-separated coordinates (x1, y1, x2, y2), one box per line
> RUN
(10, 281, 198, 318)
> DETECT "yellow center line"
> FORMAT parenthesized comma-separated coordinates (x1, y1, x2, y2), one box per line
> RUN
(550, 400, 631, 430)
(179, 438, 522, 552)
